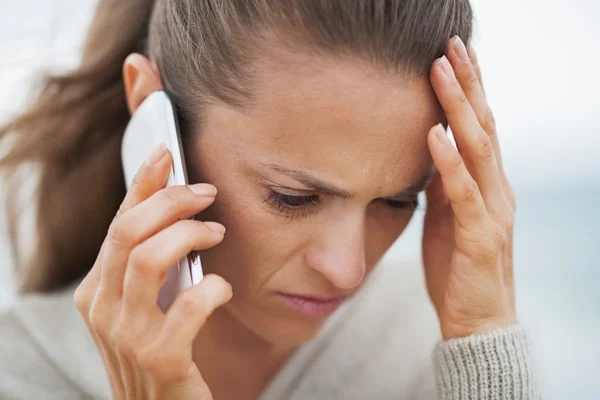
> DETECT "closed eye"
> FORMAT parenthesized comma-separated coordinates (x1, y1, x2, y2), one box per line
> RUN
(264, 190, 321, 219)
(264, 189, 421, 220)
(383, 197, 420, 211)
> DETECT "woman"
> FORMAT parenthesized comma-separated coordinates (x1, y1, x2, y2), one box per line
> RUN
(0, 0, 538, 399)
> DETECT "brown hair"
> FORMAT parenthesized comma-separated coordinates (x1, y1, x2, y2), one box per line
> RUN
(0, 0, 473, 293)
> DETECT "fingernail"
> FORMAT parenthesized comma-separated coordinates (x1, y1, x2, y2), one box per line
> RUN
(146, 142, 168, 165)
(452, 36, 469, 62)
(190, 183, 217, 196)
(437, 56, 456, 80)
(435, 124, 449, 145)
(205, 221, 226, 234)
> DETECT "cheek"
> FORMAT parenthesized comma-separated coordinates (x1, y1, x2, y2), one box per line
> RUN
(196, 180, 307, 297)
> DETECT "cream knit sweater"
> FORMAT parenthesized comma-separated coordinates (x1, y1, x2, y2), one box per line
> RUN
(0, 263, 539, 399)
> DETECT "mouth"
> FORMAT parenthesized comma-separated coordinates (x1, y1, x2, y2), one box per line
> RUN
(276, 292, 348, 318)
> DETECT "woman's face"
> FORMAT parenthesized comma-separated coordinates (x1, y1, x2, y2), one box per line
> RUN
(187, 49, 443, 346)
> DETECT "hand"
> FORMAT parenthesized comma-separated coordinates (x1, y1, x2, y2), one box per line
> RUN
(74, 144, 231, 399)
(422, 36, 517, 340)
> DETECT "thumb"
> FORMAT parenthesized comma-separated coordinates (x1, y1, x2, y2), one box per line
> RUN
(162, 274, 233, 347)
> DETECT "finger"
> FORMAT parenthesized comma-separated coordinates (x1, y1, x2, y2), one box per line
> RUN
(467, 45, 516, 209)
(161, 274, 233, 347)
(430, 54, 505, 215)
(100, 183, 217, 299)
(427, 124, 489, 231)
(123, 219, 226, 313)
(447, 37, 506, 181)
(98, 144, 171, 300)
(447, 37, 491, 139)
(466, 44, 483, 92)
(117, 143, 171, 219)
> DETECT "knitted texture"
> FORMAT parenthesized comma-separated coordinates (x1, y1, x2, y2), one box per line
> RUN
(435, 325, 539, 400)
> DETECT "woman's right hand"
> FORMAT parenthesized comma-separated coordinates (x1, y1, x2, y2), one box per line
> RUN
(74, 143, 231, 400)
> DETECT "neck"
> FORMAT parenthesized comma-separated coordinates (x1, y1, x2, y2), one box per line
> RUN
(192, 306, 295, 399)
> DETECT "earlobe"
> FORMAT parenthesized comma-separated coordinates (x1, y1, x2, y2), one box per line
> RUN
(122, 53, 164, 115)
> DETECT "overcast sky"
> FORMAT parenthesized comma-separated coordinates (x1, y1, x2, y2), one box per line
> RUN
(1, 0, 598, 189)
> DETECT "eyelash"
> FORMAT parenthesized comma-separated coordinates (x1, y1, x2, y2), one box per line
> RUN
(264, 190, 420, 219)
(265, 191, 322, 219)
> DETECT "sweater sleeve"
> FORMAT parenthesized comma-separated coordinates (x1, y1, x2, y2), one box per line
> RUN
(434, 325, 541, 400)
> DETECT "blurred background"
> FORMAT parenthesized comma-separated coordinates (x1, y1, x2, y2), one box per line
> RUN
(0, 0, 598, 399)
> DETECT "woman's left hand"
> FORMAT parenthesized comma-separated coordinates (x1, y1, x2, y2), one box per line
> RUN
(422, 36, 517, 340)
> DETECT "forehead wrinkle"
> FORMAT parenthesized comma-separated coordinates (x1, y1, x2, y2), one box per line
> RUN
(201, 42, 441, 200)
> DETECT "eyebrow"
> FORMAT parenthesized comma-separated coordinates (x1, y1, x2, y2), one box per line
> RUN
(261, 163, 435, 199)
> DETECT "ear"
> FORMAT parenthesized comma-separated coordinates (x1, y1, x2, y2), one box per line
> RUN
(123, 53, 164, 115)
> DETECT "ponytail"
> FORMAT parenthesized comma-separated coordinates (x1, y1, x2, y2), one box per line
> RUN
(0, 0, 156, 292)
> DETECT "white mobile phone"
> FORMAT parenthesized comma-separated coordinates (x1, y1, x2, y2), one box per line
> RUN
(121, 90, 203, 312)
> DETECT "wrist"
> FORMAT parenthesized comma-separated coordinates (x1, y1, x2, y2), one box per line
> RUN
(440, 314, 517, 340)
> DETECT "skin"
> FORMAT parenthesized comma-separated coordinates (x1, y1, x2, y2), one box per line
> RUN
(74, 35, 516, 400)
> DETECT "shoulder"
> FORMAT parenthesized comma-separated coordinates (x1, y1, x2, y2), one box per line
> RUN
(269, 262, 441, 400)
(0, 284, 110, 400)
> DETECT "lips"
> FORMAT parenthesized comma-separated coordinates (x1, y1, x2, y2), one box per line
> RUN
(277, 292, 347, 318)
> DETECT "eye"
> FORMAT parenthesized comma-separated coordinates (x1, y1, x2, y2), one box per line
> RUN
(264, 190, 321, 219)
(384, 197, 421, 211)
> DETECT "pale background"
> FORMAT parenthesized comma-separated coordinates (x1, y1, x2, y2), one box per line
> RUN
(1, 1, 599, 399)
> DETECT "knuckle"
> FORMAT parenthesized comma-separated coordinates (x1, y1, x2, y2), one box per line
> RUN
(73, 285, 90, 314)
(475, 242, 497, 265)
(161, 187, 179, 208)
(160, 186, 193, 217)
(108, 219, 136, 249)
(88, 303, 110, 336)
(128, 247, 156, 276)
(131, 171, 143, 190)
(177, 291, 207, 317)
(172, 221, 200, 248)
(178, 219, 198, 235)
(457, 180, 480, 203)
(457, 91, 469, 107)
(466, 72, 479, 89)
(496, 213, 513, 235)
(475, 228, 505, 262)
(111, 326, 135, 355)
(491, 228, 508, 248)
(482, 108, 497, 135)
(447, 150, 464, 171)
(502, 206, 515, 229)
(476, 134, 495, 163)
(159, 188, 180, 216)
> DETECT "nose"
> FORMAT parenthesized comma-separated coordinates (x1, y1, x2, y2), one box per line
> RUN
(306, 214, 367, 290)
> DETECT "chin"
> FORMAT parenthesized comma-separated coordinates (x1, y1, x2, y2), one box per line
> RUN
(228, 304, 330, 347)
(259, 317, 327, 347)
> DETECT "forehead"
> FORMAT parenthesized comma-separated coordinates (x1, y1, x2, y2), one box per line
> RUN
(202, 47, 443, 195)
